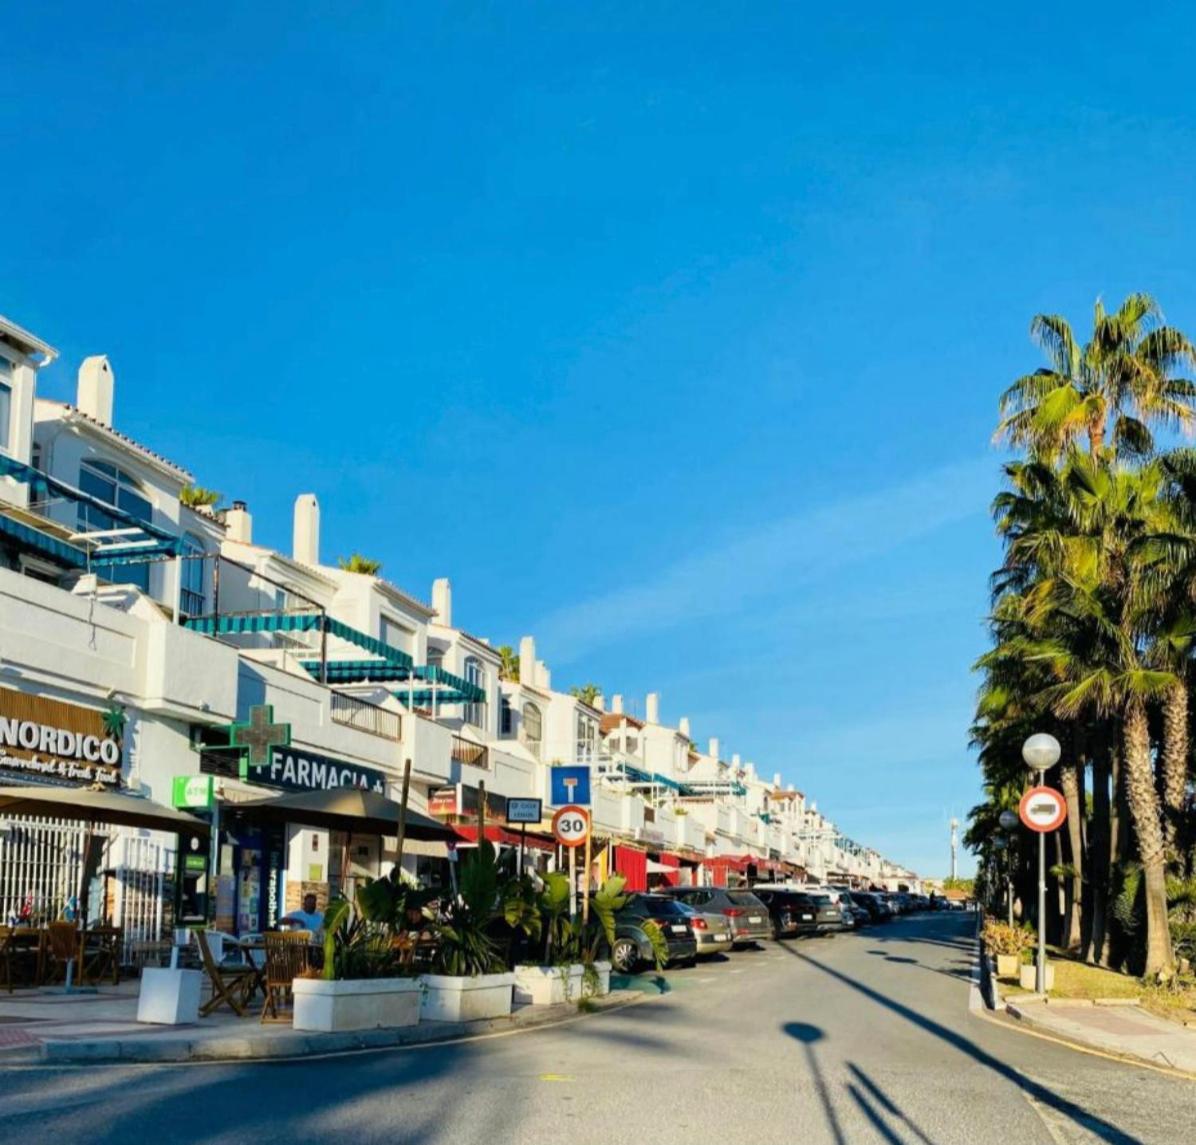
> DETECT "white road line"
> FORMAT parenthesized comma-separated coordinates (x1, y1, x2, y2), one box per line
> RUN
(1022, 1093, 1071, 1145)
(696, 977, 715, 983)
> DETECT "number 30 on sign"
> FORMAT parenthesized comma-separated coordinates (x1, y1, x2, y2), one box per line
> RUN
(552, 805, 590, 848)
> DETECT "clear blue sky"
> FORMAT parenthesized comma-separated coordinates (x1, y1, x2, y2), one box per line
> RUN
(5, 5, 1196, 878)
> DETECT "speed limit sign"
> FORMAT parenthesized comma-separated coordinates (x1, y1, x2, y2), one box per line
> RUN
(552, 804, 590, 848)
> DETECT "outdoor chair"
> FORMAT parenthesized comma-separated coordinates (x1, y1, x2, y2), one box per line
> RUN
(261, 930, 311, 1024)
(79, 925, 123, 986)
(43, 922, 81, 986)
(196, 928, 257, 1018)
(0, 926, 14, 993)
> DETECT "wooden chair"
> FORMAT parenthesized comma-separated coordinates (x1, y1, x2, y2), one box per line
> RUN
(43, 922, 81, 986)
(0, 927, 13, 993)
(79, 926, 123, 986)
(261, 931, 311, 1024)
(196, 929, 257, 1018)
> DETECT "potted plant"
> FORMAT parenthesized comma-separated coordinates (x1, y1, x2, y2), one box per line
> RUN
(421, 841, 515, 1022)
(511, 871, 586, 1005)
(292, 876, 423, 1033)
(982, 918, 1029, 980)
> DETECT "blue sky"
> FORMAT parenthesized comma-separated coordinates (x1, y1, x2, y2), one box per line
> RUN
(5, 4, 1196, 878)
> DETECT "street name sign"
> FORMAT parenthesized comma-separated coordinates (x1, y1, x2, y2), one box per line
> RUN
(1018, 786, 1067, 833)
(552, 804, 590, 848)
(507, 798, 543, 825)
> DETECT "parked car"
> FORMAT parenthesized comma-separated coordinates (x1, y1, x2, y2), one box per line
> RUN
(612, 893, 698, 972)
(672, 900, 734, 956)
(802, 891, 848, 933)
(822, 888, 858, 928)
(851, 892, 891, 922)
(749, 887, 803, 938)
(658, 886, 773, 946)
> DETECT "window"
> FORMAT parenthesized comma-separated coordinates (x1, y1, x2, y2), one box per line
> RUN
(380, 615, 410, 655)
(79, 459, 152, 592)
(500, 697, 513, 736)
(520, 702, 542, 758)
(576, 713, 597, 761)
(0, 356, 11, 452)
(180, 534, 205, 616)
(463, 656, 486, 728)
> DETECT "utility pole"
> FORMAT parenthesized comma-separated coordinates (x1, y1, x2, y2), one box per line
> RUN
(949, 817, 959, 882)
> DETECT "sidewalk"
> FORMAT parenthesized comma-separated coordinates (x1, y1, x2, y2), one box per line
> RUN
(0, 981, 641, 1065)
(1002, 996, 1196, 1075)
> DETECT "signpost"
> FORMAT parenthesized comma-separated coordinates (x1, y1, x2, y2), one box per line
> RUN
(1018, 786, 1067, 834)
(1021, 733, 1064, 995)
(507, 798, 543, 873)
(553, 804, 590, 919)
(550, 766, 591, 807)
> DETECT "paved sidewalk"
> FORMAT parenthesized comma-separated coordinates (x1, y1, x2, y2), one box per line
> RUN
(0, 981, 641, 1064)
(1004, 996, 1196, 1074)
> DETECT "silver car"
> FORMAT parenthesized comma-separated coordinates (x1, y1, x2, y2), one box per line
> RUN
(673, 900, 734, 955)
(658, 886, 773, 946)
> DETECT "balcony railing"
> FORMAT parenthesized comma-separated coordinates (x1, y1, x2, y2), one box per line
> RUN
(330, 692, 401, 740)
(451, 734, 489, 770)
(180, 588, 205, 618)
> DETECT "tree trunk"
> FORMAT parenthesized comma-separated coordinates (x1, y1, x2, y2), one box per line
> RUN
(1123, 698, 1175, 978)
(1059, 759, 1084, 949)
(1086, 736, 1111, 965)
(1161, 679, 1189, 856)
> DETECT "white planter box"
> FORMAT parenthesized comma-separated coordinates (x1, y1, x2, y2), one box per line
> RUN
(591, 961, 612, 997)
(514, 963, 584, 1006)
(292, 976, 421, 1033)
(1019, 963, 1055, 991)
(137, 968, 202, 1025)
(995, 954, 1020, 979)
(419, 972, 515, 1022)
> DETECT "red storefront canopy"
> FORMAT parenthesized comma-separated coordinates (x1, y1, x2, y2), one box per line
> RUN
(453, 824, 556, 852)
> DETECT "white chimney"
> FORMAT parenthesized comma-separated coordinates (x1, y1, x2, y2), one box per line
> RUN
(594, 693, 606, 713)
(77, 355, 114, 426)
(745, 762, 755, 779)
(225, 500, 253, 543)
(788, 783, 796, 792)
(645, 693, 660, 724)
(732, 753, 741, 769)
(432, 578, 452, 627)
(519, 636, 536, 687)
(611, 694, 624, 715)
(293, 493, 320, 566)
(709, 737, 720, 761)
(678, 716, 690, 737)
(536, 660, 551, 690)
(774, 772, 782, 788)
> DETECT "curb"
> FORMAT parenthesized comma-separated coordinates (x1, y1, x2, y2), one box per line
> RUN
(34, 989, 644, 1066)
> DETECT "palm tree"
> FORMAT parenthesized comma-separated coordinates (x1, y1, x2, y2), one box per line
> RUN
(569, 683, 602, 707)
(180, 484, 222, 509)
(496, 645, 520, 682)
(997, 293, 1196, 460)
(337, 554, 383, 575)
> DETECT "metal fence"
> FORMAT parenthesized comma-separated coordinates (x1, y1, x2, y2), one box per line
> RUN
(0, 816, 97, 926)
(115, 833, 175, 964)
(330, 691, 401, 740)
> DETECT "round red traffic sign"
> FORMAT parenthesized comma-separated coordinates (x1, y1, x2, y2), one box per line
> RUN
(552, 804, 590, 848)
(1018, 786, 1067, 833)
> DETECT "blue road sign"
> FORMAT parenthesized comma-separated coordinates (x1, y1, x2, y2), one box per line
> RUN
(550, 765, 591, 807)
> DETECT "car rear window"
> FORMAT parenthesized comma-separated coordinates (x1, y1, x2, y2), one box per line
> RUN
(809, 894, 833, 905)
(727, 892, 762, 907)
(641, 897, 687, 916)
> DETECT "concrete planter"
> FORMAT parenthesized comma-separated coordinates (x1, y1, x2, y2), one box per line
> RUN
(514, 963, 585, 1006)
(419, 972, 515, 1022)
(292, 976, 420, 1033)
(137, 967, 202, 1025)
(590, 961, 612, 997)
(1019, 963, 1055, 992)
(995, 954, 1021, 979)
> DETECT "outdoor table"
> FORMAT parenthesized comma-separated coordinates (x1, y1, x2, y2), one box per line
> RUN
(234, 940, 270, 1001)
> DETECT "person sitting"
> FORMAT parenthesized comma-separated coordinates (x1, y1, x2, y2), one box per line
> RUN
(278, 892, 325, 939)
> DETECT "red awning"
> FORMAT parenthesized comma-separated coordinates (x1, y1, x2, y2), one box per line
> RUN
(702, 855, 751, 873)
(453, 825, 556, 852)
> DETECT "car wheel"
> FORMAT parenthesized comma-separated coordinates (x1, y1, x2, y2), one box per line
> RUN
(611, 938, 639, 974)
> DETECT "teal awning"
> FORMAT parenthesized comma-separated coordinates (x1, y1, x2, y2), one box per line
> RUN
(0, 513, 88, 568)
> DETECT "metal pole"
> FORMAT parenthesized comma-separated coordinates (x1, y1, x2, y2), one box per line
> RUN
(394, 757, 412, 876)
(582, 822, 592, 924)
(1036, 767, 1046, 993)
(519, 823, 526, 875)
(568, 843, 576, 920)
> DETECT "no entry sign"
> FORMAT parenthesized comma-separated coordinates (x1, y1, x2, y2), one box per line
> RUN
(552, 804, 590, 848)
(1019, 786, 1067, 833)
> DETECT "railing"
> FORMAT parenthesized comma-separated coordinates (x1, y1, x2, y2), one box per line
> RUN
(451, 734, 489, 770)
(330, 692, 401, 740)
(179, 588, 205, 617)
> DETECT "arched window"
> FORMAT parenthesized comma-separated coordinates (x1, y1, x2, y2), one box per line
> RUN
(463, 656, 486, 728)
(79, 459, 152, 592)
(521, 702, 543, 758)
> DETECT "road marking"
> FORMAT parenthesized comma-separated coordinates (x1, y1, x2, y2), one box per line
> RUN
(697, 977, 715, 983)
(1022, 1093, 1071, 1145)
(539, 1074, 574, 1082)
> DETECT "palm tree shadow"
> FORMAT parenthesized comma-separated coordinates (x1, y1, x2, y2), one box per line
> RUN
(777, 943, 1139, 1145)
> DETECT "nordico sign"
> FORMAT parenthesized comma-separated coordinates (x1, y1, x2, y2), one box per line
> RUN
(0, 688, 122, 786)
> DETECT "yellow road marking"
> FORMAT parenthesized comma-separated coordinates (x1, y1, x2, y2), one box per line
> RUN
(539, 1073, 574, 1082)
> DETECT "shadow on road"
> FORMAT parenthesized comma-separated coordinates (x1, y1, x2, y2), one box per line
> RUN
(777, 941, 1142, 1145)
(783, 1022, 845, 1145)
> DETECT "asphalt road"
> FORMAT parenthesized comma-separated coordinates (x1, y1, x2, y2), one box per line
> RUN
(0, 913, 1190, 1145)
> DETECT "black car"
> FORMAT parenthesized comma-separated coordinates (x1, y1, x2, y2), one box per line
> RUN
(657, 886, 773, 945)
(612, 893, 698, 972)
(792, 891, 845, 934)
(750, 888, 810, 938)
(850, 891, 890, 923)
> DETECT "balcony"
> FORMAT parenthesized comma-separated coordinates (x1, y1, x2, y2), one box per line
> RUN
(330, 692, 401, 740)
(451, 734, 489, 771)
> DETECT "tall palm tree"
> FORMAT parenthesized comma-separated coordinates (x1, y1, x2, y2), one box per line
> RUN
(496, 645, 520, 682)
(997, 293, 1196, 461)
(569, 683, 602, 707)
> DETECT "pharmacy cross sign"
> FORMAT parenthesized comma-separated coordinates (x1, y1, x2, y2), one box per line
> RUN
(230, 705, 292, 775)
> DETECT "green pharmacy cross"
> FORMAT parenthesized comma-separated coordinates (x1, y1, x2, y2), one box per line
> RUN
(230, 704, 291, 778)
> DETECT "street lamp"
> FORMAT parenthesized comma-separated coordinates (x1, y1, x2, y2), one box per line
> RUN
(1022, 732, 1061, 993)
(997, 809, 1019, 927)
